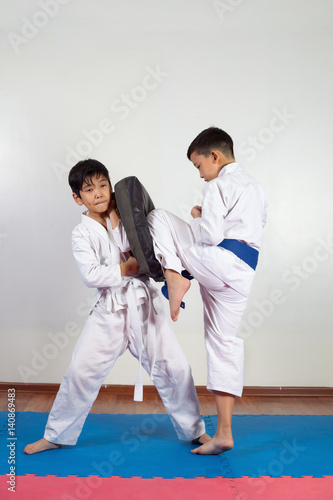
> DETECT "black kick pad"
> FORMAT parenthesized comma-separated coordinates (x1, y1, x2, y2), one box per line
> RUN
(114, 176, 164, 282)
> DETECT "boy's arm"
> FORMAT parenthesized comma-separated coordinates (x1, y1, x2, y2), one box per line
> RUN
(190, 181, 228, 245)
(72, 228, 138, 289)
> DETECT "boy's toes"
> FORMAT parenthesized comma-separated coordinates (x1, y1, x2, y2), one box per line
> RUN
(24, 438, 60, 455)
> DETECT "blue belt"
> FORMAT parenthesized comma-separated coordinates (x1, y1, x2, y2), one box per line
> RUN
(218, 239, 259, 271)
(161, 241, 258, 308)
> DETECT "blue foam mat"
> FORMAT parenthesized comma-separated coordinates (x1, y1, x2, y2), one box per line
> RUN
(1, 412, 332, 478)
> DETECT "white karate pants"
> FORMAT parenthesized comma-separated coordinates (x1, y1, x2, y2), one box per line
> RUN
(44, 293, 205, 445)
(148, 209, 249, 397)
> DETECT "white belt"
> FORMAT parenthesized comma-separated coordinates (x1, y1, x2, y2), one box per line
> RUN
(126, 279, 157, 402)
(102, 277, 158, 402)
(97, 277, 159, 401)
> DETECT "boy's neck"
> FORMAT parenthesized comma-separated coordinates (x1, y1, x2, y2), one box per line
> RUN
(87, 211, 108, 229)
(217, 157, 235, 174)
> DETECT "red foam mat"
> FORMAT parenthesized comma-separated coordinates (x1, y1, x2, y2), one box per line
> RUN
(1, 475, 333, 500)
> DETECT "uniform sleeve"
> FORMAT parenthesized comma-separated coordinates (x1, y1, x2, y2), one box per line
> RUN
(111, 219, 131, 252)
(72, 228, 122, 289)
(190, 180, 229, 246)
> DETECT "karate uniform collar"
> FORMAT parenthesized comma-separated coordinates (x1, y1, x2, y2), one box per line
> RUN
(218, 161, 242, 178)
(81, 211, 110, 244)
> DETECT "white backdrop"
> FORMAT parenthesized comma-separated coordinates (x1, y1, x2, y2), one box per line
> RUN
(1, 0, 332, 388)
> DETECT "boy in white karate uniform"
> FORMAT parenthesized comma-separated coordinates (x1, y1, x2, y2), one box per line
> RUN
(148, 127, 267, 455)
(24, 159, 208, 454)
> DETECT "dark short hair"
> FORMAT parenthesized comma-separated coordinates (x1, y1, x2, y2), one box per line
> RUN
(187, 127, 234, 159)
(68, 159, 111, 197)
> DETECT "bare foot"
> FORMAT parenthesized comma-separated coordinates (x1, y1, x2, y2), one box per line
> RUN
(24, 438, 60, 455)
(191, 435, 234, 455)
(192, 432, 212, 445)
(164, 269, 191, 321)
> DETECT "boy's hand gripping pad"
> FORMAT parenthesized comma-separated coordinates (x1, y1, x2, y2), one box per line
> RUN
(114, 176, 164, 282)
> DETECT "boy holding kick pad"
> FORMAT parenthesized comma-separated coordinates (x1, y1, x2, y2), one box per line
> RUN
(24, 159, 209, 454)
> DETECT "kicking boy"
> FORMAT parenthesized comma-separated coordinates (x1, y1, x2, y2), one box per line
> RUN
(24, 159, 209, 454)
(148, 127, 268, 455)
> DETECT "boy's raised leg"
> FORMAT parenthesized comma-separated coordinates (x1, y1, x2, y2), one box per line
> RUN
(164, 268, 191, 321)
(191, 391, 235, 455)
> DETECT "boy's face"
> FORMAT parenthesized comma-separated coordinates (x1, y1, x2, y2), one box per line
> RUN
(73, 174, 112, 216)
(190, 151, 222, 182)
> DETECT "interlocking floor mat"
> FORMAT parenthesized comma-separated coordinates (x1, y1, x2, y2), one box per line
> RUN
(1, 412, 332, 499)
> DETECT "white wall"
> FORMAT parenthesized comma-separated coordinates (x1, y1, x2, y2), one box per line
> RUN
(1, 0, 333, 388)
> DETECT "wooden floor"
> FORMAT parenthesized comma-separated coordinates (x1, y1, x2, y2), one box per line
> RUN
(1, 391, 332, 415)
